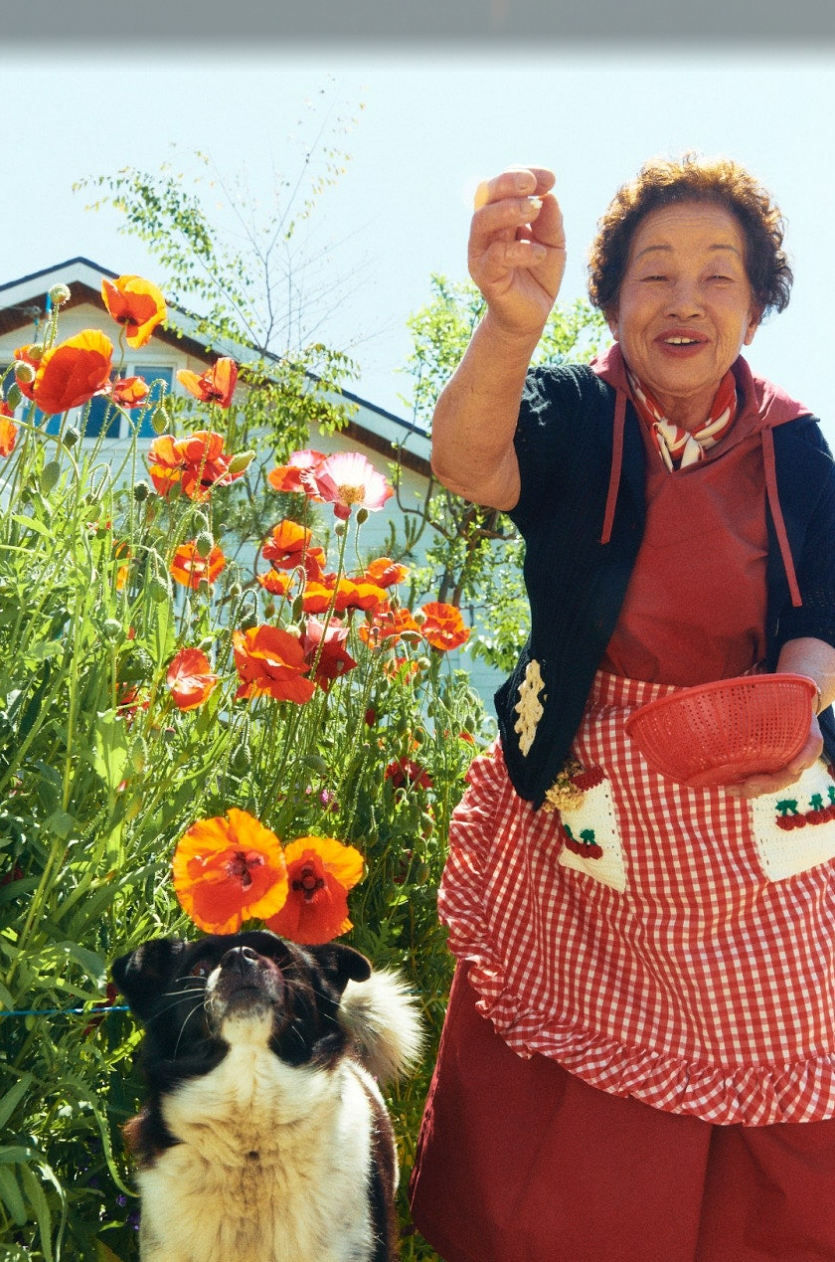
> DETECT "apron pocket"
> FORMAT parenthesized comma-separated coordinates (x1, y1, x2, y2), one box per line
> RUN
(751, 759, 835, 881)
(556, 767, 628, 893)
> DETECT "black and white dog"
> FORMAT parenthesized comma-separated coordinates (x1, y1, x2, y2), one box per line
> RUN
(112, 930, 422, 1262)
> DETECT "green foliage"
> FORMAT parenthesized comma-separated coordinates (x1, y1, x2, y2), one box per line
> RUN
(391, 275, 610, 673)
(0, 306, 488, 1258)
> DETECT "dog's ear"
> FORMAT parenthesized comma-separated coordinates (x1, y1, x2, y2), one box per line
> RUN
(111, 938, 189, 1019)
(309, 943, 372, 995)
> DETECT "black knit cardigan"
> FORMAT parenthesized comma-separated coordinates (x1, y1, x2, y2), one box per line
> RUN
(494, 364, 835, 810)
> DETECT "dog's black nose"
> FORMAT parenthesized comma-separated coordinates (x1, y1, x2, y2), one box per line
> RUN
(220, 946, 261, 975)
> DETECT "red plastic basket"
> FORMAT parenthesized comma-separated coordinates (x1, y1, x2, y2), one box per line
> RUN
(624, 673, 817, 788)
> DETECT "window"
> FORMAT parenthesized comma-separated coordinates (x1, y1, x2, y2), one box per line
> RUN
(132, 367, 174, 438)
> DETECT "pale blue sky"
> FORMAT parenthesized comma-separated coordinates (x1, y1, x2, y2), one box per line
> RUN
(3, 50, 834, 439)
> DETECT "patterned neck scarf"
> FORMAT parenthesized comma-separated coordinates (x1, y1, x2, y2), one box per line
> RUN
(627, 369, 738, 471)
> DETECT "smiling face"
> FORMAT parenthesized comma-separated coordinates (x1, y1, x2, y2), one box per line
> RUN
(606, 201, 761, 431)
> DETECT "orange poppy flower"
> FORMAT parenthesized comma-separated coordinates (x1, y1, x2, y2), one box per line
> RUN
(0, 413, 17, 457)
(169, 542, 226, 589)
(265, 836, 363, 945)
(232, 624, 316, 705)
(101, 275, 167, 349)
(147, 430, 245, 501)
(364, 557, 409, 589)
(267, 449, 326, 494)
(302, 576, 387, 615)
(177, 357, 238, 408)
(173, 807, 289, 935)
(261, 519, 327, 578)
(166, 647, 219, 711)
(420, 601, 470, 651)
(382, 656, 422, 684)
(359, 601, 420, 648)
(256, 569, 296, 597)
(32, 330, 114, 415)
(108, 376, 149, 408)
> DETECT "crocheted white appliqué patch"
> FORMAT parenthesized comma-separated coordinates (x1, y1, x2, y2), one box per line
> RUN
(557, 771, 628, 893)
(514, 659, 546, 757)
(751, 759, 835, 882)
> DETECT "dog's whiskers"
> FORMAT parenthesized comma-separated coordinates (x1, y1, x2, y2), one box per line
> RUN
(172, 1000, 206, 1057)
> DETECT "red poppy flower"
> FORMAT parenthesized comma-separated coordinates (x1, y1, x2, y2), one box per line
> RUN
(385, 757, 433, 790)
(256, 569, 296, 597)
(101, 275, 167, 349)
(0, 414, 17, 457)
(232, 624, 316, 705)
(173, 808, 289, 935)
(169, 542, 226, 589)
(364, 557, 409, 589)
(267, 449, 326, 494)
(261, 519, 327, 579)
(265, 836, 363, 945)
(359, 601, 420, 647)
(301, 617, 357, 690)
(108, 376, 149, 408)
(31, 330, 114, 415)
(177, 357, 238, 408)
(419, 601, 470, 651)
(299, 451, 394, 520)
(166, 648, 219, 711)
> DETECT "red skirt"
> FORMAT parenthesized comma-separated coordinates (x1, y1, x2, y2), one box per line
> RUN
(409, 963, 835, 1262)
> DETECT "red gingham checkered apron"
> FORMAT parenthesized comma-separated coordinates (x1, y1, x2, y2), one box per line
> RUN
(438, 669, 835, 1125)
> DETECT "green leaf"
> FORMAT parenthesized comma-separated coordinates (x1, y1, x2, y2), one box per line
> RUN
(9, 513, 52, 539)
(92, 711, 130, 791)
(0, 1074, 32, 1130)
(0, 1164, 27, 1226)
(20, 1162, 55, 1262)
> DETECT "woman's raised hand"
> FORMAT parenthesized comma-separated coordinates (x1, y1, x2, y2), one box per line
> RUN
(468, 167, 566, 340)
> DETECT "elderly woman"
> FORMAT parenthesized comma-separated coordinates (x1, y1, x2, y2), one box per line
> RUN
(409, 155, 835, 1262)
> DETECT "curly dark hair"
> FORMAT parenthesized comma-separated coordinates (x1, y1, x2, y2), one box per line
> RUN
(588, 153, 793, 320)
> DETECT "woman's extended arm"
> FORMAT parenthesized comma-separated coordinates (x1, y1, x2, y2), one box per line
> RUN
(430, 167, 566, 510)
(728, 636, 835, 799)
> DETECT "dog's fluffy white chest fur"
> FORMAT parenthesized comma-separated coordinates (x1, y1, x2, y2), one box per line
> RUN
(137, 1015, 385, 1262)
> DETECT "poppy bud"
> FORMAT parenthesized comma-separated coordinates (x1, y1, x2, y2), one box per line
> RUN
(14, 362, 36, 385)
(149, 574, 171, 603)
(63, 427, 81, 449)
(356, 508, 369, 525)
(5, 383, 21, 410)
(129, 738, 147, 775)
(291, 594, 305, 622)
(102, 618, 122, 642)
(40, 460, 61, 493)
(192, 511, 210, 533)
(227, 450, 255, 474)
(26, 343, 45, 363)
(133, 480, 150, 502)
(48, 284, 71, 307)
(334, 523, 346, 537)
(228, 582, 243, 601)
(303, 754, 329, 776)
(150, 406, 168, 436)
(195, 530, 214, 559)
(198, 636, 214, 652)
(229, 742, 251, 775)
(239, 613, 259, 632)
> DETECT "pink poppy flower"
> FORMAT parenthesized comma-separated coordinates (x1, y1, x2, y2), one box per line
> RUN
(300, 452, 393, 521)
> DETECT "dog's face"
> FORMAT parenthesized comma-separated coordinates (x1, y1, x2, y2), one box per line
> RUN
(112, 930, 372, 1087)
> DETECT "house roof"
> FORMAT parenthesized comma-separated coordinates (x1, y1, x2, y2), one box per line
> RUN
(0, 257, 431, 476)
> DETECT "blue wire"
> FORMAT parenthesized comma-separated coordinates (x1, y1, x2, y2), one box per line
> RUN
(0, 1004, 129, 1019)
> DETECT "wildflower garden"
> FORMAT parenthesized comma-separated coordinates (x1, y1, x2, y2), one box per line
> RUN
(0, 277, 496, 1260)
